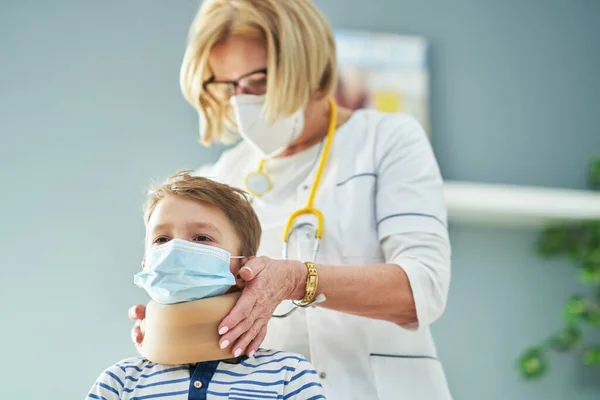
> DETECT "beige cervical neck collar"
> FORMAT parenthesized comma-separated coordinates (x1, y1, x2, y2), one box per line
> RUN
(140, 292, 241, 365)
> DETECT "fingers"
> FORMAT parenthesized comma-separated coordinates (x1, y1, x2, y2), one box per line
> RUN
(236, 256, 255, 281)
(217, 256, 281, 358)
(239, 256, 268, 282)
(246, 324, 268, 357)
(238, 266, 253, 281)
(130, 304, 146, 347)
(219, 295, 271, 357)
(219, 316, 255, 356)
(131, 320, 144, 345)
(128, 304, 146, 321)
(230, 318, 268, 358)
(218, 290, 257, 336)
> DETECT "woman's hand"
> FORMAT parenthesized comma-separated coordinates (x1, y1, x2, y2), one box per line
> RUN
(128, 304, 146, 352)
(218, 256, 305, 358)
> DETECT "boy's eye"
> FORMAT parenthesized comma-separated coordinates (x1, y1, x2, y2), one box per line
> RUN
(153, 237, 170, 244)
(193, 235, 211, 242)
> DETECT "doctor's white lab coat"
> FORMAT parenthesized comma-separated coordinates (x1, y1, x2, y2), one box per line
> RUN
(195, 110, 453, 399)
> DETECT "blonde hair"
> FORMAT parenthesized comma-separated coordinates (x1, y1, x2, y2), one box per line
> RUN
(180, 0, 338, 145)
(144, 171, 262, 256)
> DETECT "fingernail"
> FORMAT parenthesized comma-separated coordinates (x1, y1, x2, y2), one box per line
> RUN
(249, 350, 255, 358)
(234, 348, 242, 358)
(219, 326, 229, 335)
(220, 340, 230, 349)
(242, 266, 252, 275)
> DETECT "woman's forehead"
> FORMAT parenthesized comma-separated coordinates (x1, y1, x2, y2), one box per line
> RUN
(208, 35, 268, 81)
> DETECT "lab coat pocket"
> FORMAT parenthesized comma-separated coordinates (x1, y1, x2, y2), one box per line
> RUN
(334, 175, 381, 261)
(369, 354, 452, 400)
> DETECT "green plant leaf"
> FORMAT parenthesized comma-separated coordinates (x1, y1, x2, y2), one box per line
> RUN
(563, 297, 587, 322)
(518, 347, 548, 379)
(549, 326, 583, 352)
(586, 309, 600, 327)
(586, 248, 600, 267)
(592, 221, 600, 243)
(536, 225, 570, 256)
(582, 348, 600, 366)
(568, 243, 586, 262)
(579, 265, 600, 285)
(588, 157, 600, 190)
(518, 155, 600, 382)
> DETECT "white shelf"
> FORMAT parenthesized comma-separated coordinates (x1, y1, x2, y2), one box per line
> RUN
(444, 181, 600, 227)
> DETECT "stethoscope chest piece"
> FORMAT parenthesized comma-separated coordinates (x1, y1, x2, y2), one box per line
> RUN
(244, 170, 272, 197)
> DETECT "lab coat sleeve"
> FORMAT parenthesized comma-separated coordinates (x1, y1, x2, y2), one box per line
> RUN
(283, 358, 327, 399)
(374, 114, 448, 241)
(382, 232, 451, 330)
(374, 114, 450, 329)
(85, 365, 125, 399)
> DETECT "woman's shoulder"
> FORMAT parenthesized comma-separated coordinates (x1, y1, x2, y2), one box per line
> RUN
(343, 109, 427, 142)
(337, 109, 430, 162)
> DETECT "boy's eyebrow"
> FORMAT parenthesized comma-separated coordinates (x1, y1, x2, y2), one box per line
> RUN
(187, 221, 221, 234)
(151, 221, 221, 235)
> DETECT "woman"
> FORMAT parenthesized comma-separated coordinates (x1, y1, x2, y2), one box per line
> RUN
(129, 0, 452, 398)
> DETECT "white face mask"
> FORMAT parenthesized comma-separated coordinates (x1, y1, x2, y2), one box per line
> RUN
(230, 94, 305, 158)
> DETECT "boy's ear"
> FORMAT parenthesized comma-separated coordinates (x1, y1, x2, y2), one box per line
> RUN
(141, 259, 145, 269)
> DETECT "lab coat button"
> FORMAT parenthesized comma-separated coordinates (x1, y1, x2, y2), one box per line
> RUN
(319, 372, 327, 379)
(193, 380, 202, 389)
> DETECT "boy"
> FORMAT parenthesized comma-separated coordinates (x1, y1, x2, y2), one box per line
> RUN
(86, 171, 326, 400)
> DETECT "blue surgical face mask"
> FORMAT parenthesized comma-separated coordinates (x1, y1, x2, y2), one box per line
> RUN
(133, 239, 244, 305)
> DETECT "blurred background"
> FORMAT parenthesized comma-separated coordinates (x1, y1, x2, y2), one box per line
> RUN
(1, 0, 599, 398)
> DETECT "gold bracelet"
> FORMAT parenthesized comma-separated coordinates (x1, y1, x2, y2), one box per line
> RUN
(297, 261, 318, 306)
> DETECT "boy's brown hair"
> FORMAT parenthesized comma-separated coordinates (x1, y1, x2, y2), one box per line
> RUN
(144, 171, 261, 256)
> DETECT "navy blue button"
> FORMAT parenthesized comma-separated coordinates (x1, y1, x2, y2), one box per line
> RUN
(188, 361, 219, 400)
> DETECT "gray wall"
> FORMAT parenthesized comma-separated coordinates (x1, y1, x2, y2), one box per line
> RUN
(0, 0, 598, 399)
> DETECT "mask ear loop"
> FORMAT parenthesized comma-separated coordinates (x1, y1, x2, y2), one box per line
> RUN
(229, 256, 249, 290)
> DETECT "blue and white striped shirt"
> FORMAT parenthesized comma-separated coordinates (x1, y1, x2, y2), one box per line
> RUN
(86, 349, 326, 400)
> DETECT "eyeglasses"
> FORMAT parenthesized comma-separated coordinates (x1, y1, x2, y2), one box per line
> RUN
(203, 68, 268, 103)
